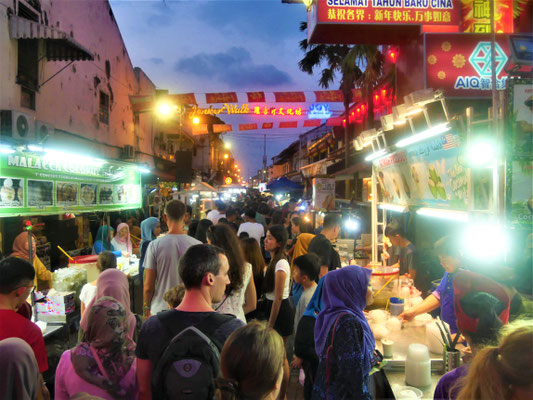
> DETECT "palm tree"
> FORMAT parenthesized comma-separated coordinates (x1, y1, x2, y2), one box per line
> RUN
(298, 22, 385, 168)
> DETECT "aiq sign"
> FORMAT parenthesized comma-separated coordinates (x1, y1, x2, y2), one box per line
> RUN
(307, 104, 333, 119)
(425, 33, 511, 98)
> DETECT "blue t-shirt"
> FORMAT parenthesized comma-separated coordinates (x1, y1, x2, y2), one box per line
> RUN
(433, 271, 458, 333)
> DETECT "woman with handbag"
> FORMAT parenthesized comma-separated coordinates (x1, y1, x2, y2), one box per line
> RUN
(312, 265, 376, 400)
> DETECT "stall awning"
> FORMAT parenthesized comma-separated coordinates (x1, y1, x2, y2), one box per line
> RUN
(9, 15, 93, 61)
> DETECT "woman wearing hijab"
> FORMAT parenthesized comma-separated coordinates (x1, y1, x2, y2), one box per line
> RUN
(79, 269, 139, 343)
(0, 337, 43, 400)
(93, 225, 114, 255)
(312, 265, 375, 400)
(111, 223, 133, 256)
(139, 217, 160, 289)
(11, 231, 52, 291)
(293, 276, 325, 400)
(55, 298, 137, 400)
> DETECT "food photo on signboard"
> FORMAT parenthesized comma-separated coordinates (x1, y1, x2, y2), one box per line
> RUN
(0, 177, 24, 207)
(80, 183, 97, 206)
(27, 179, 54, 207)
(56, 182, 78, 206)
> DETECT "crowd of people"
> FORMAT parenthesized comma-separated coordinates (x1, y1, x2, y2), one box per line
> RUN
(0, 194, 532, 400)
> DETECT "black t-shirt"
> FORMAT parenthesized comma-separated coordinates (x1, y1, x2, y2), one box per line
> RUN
(308, 234, 341, 272)
(135, 310, 245, 366)
(399, 243, 416, 275)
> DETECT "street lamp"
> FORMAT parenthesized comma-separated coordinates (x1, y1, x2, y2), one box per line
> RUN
(224, 142, 231, 149)
(224, 154, 229, 159)
(156, 102, 177, 118)
(192, 117, 200, 125)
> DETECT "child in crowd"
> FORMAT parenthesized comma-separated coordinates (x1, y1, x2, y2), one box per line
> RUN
(79, 251, 117, 317)
(292, 254, 320, 338)
(163, 284, 186, 309)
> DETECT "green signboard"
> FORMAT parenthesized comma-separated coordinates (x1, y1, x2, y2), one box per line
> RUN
(0, 151, 142, 217)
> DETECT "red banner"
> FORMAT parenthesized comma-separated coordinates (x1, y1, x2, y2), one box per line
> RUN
(314, 90, 344, 102)
(279, 121, 298, 128)
(304, 119, 322, 127)
(192, 124, 208, 135)
(129, 95, 154, 112)
(169, 93, 197, 105)
(213, 124, 233, 133)
(425, 33, 510, 98)
(317, 0, 460, 26)
(205, 92, 238, 103)
(247, 92, 266, 102)
(461, 0, 513, 33)
(262, 123, 274, 129)
(274, 92, 306, 102)
(239, 123, 258, 131)
(326, 117, 344, 126)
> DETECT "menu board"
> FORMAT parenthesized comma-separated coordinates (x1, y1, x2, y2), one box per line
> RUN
(374, 131, 467, 210)
(0, 151, 142, 217)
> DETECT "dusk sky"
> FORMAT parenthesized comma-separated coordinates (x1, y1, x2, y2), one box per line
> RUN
(109, 0, 344, 179)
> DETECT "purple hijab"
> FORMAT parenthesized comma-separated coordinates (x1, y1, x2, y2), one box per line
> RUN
(315, 265, 375, 360)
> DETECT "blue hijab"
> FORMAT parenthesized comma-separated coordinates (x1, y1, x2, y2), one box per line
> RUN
(94, 226, 112, 253)
(314, 266, 375, 361)
(302, 276, 325, 319)
(140, 217, 159, 248)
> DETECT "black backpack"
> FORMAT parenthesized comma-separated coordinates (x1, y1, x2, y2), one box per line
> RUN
(151, 311, 235, 400)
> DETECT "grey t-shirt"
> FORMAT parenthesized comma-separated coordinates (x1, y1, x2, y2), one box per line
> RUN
(294, 285, 317, 334)
(144, 234, 201, 314)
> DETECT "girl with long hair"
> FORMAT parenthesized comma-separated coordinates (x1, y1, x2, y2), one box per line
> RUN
(194, 219, 213, 244)
(216, 321, 284, 400)
(240, 237, 266, 321)
(208, 224, 257, 323)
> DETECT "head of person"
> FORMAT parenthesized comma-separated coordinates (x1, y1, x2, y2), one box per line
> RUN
(258, 203, 270, 216)
(271, 210, 284, 226)
(244, 207, 256, 222)
(164, 199, 187, 224)
(453, 270, 510, 348)
(0, 257, 35, 310)
(0, 337, 41, 400)
(116, 223, 130, 240)
(163, 284, 186, 309)
(293, 253, 320, 285)
(238, 231, 249, 239)
(207, 224, 245, 294)
(216, 201, 228, 213)
(288, 198, 297, 211)
(322, 213, 342, 239)
(188, 220, 199, 238)
(140, 217, 161, 243)
(216, 321, 284, 400)
(179, 244, 230, 304)
(263, 225, 288, 293)
(384, 221, 406, 247)
(240, 237, 266, 279)
(457, 320, 533, 400)
(226, 208, 238, 223)
(434, 235, 462, 273)
(97, 251, 117, 273)
(185, 205, 193, 225)
(195, 219, 214, 244)
(11, 231, 37, 261)
(291, 216, 302, 236)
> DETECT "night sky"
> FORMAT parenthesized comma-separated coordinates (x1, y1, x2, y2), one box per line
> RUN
(110, 0, 344, 179)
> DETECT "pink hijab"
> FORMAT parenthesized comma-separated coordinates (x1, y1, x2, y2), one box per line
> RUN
(80, 269, 137, 341)
(11, 231, 36, 261)
(113, 223, 132, 254)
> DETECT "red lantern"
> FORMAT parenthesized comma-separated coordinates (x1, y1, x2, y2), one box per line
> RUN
(387, 47, 399, 64)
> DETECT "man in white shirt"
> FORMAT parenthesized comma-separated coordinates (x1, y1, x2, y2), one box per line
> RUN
(237, 207, 265, 243)
(206, 201, 227, 224)
(143, 200, 201, 316)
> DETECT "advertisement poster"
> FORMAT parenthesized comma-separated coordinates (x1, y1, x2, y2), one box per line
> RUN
(425, 33, 510, 98)
(312, 178, 335, 210)
(508, 79, 533, 156)
(460, 0, 513, 33)
(0, 151, 141, 216)
(508, 160, 533, 227)
(374, 131, 467, 209)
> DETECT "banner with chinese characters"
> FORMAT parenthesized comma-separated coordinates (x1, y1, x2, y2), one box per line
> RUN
(460, 0, 513, 33)
(425, 33, 510, 98)
(0, 152, 141, 217)
(317, 0, 460, 26)
(373, 130, 467, 210)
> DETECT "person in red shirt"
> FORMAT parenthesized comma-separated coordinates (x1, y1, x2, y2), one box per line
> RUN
(0, 256, 49, 398)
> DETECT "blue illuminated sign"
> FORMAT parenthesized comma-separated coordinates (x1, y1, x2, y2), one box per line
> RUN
(307, 103, 332, 119)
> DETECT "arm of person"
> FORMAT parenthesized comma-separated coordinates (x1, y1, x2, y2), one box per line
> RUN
(400, 293, 440, 322)
(54, 353, 69, 400)
(268, 269, 287, 329)
(319, 265, 329, 278)
(143, 269, 156, 318)
(80, 301, 86, 317)
(137, 357, 153, 400)
(243, 274, 257, 315)
(34, 257, 52, 284)
(39, 374, 50, 400)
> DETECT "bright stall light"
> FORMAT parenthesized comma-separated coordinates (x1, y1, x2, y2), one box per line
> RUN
(467, 140, 496, 167)
(275, 194, 283, 201)
(396, 123, 451, 148)
(137, 166, 151, 174)
(43, 149, 105, 167)
(28, 144, 44, 152)
(365, 149, 387, 162)
(463, 223, 508, 261)
(0, 144, 15, 154)
(416, 207, 469, 222)
(379, 203, 407, 213)
(223, 154, 229, 159)
(344, 218, 360, 231)
(192, 117, 200, 125)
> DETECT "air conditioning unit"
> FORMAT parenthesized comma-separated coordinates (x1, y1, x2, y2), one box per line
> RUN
(0, 110, 35, 141)
(35, 121, 54, 142)
(122, 145, 135, 159)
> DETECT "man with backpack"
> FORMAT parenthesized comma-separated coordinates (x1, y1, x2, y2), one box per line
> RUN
(136, 244, 245, 400)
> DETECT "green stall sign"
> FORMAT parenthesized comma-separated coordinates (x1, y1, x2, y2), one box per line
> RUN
(0, 151, 142, 217)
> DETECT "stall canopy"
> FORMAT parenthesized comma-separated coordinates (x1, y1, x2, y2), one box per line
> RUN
(0, 150, 141, 217)
(267, 177, 303, 192)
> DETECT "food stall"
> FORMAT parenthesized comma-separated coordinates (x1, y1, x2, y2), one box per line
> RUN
(0, 146, 143, 351)
(174, 180, 218, 219)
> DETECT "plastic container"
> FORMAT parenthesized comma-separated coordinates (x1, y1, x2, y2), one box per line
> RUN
(370, 266, 400, 308)
(394, 386, 423, 399)
(405, 344, 431, 388)
(69, 255, 99, 282)
(389, 297, 405, 316)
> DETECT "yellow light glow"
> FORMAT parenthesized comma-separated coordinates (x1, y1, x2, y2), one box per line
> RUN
(234, 164, 238, 168)
(157, 102, 176, 117)
(224, 154, 229, 159)
(224, 142, 231, 149)
(192, 117, 200, 125)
